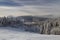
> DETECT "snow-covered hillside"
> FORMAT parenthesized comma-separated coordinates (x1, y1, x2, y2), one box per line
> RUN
(0, 27, 60, 40)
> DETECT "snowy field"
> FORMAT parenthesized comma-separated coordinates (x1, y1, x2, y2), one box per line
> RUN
(0, 27, 60, 40)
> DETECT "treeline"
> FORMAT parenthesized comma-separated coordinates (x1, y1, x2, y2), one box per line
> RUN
(0, 16, 48, 27)
(0, 16, 24, 27)
(0, 16, 60, 35)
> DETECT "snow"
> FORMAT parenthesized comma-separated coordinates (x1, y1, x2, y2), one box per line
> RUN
(0, 27, 60, 40)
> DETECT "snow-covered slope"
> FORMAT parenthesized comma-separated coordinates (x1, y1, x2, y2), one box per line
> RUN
(0, 27, 60, 40)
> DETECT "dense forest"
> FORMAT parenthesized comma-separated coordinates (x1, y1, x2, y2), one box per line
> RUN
(0, 16, 60, 35)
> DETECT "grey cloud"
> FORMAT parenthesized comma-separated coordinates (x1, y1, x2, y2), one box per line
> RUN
(0, 0, 60, 17)
(13, 0, 60, 5)
(0, 0, 60, 6)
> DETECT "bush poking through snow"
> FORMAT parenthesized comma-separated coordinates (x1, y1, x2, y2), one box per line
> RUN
(50, 27, 60, 35)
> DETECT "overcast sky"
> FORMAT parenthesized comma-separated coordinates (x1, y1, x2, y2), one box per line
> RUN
(0, 0, 60, 17)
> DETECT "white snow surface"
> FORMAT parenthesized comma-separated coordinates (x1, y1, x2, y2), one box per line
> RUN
(0, 27, 60, 40)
